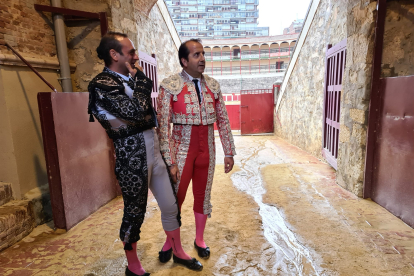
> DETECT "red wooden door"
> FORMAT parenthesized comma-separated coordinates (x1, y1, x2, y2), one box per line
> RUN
(225, 104, 241, 130)
(240, 89, 274, 135)
(364, 0, 414, 228)
(139, 51, 159, 110)
(370, 76, 414, 227)
(214, 104, 241, 131)
(38, 92, 119, 230)
(214, 94, 241, 131)
(322, 39, 346, 170)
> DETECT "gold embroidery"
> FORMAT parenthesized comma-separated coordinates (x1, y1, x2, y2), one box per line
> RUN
(173, 125, 192, 193)
(160, 73, 184, 101)
(205, 94, 213, 103)
(207, 103, 214, 114)
(172, 112, 203, 125)
(203, 124, 216, 217)
(190, 93, 198, 103)
(185, 103, 200, 114)
(184, 94, 190, 103)
(215, 91, 236, 156)
(156, 87, 174, 166)
(193, 104, 199, 113)
(204, 74, 220, 99)
(158, 71, 236, 167)
(186, 104, 192, 114)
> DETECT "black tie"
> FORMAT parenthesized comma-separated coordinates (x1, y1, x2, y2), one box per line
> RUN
(192, 79, 201, 103)
(125, 77, 135, 90)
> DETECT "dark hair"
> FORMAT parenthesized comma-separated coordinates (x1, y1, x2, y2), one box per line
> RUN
(96, 32, 128, 66)
(178, 38, 202, 67)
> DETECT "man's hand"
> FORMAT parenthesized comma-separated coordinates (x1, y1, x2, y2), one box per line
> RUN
(136, 63, 143, 72)
(125, 61, 143, 78)
(169, 164, 180, 183)
(224, 157, 234, 173)
(125, 62, 137, 78)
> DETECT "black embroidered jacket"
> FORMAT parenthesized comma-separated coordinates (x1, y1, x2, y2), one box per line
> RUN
(88, 67, 156, 139)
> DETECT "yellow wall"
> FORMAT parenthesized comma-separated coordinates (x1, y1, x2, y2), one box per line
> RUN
(0, 65, 62, 198)
(0, 70, 20, 197)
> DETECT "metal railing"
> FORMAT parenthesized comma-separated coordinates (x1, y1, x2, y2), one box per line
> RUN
(205, 48, 292, 61)
(205, 66, 286, 75)
(241, 89, 272, 94)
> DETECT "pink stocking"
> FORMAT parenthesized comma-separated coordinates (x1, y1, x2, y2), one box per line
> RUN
(194, 211, 208, 248)
(123, 242, 146, 275)
(162, 237, 171, 251)
(165, 228, 191, 260)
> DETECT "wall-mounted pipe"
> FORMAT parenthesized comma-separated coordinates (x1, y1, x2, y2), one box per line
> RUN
(51, 0, 73, 92)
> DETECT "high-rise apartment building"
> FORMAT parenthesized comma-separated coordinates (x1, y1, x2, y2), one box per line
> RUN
(164, 0, 269, 39)
(283, 19, 304, 35)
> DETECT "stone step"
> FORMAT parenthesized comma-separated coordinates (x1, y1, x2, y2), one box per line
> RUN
(0, 182, 13, 207)
(0, 200, 36, 252)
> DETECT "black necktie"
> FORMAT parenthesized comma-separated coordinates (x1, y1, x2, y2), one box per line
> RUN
(192, 79, 201, 103)
(125, 77, 135, 90)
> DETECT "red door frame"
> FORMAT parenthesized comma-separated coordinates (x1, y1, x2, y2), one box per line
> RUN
(363, 0, 386, 197)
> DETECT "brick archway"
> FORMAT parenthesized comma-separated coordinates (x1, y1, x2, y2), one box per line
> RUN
(136, 0, 159, 15)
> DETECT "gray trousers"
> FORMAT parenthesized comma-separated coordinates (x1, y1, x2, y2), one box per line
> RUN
(144, 128, 180, 232)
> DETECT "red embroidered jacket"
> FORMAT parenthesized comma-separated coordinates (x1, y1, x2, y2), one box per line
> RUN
(157, 70, 236, 166)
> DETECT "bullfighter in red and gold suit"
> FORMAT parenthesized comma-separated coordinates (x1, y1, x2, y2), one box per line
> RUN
(156, 39, 236, 262)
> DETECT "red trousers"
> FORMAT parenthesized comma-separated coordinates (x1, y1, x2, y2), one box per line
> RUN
(173, 124, 215, 215)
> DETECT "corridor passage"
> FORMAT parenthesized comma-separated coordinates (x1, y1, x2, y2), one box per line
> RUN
(1, 136, 414, 275)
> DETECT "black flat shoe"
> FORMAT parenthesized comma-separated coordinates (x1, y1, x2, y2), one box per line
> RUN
(173, 254, 203, 271)
(194, 240, 210, 259)
(158, 247, 173, 263)
(125, 266, 150, 276)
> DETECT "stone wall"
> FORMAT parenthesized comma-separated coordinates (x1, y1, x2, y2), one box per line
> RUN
(63, 0, 108, 92)
(381, 1, 414, 78)
(275, 0, 378, 197)
(275, 0, 348, 159)
(66, 0, 181, 92)
(111, 1, 181, 83)
(336, 0, 377, 197)
(0, 0, 56, 58)
(215, 74, 282, 94)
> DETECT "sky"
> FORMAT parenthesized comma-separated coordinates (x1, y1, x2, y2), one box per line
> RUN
(257, 0, 311, 35)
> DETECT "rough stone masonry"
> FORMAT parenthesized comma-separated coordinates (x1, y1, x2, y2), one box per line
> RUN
(275, 0, 378, 197)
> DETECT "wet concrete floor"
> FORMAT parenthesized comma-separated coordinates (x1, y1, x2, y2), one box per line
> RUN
(1, 135, 414, 275)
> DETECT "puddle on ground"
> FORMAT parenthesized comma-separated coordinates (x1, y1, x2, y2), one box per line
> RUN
(226, 137, 321, 275)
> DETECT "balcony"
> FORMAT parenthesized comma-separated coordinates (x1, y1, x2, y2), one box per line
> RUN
(205, 48, 292, 61)
(204, 64, 286, 76)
